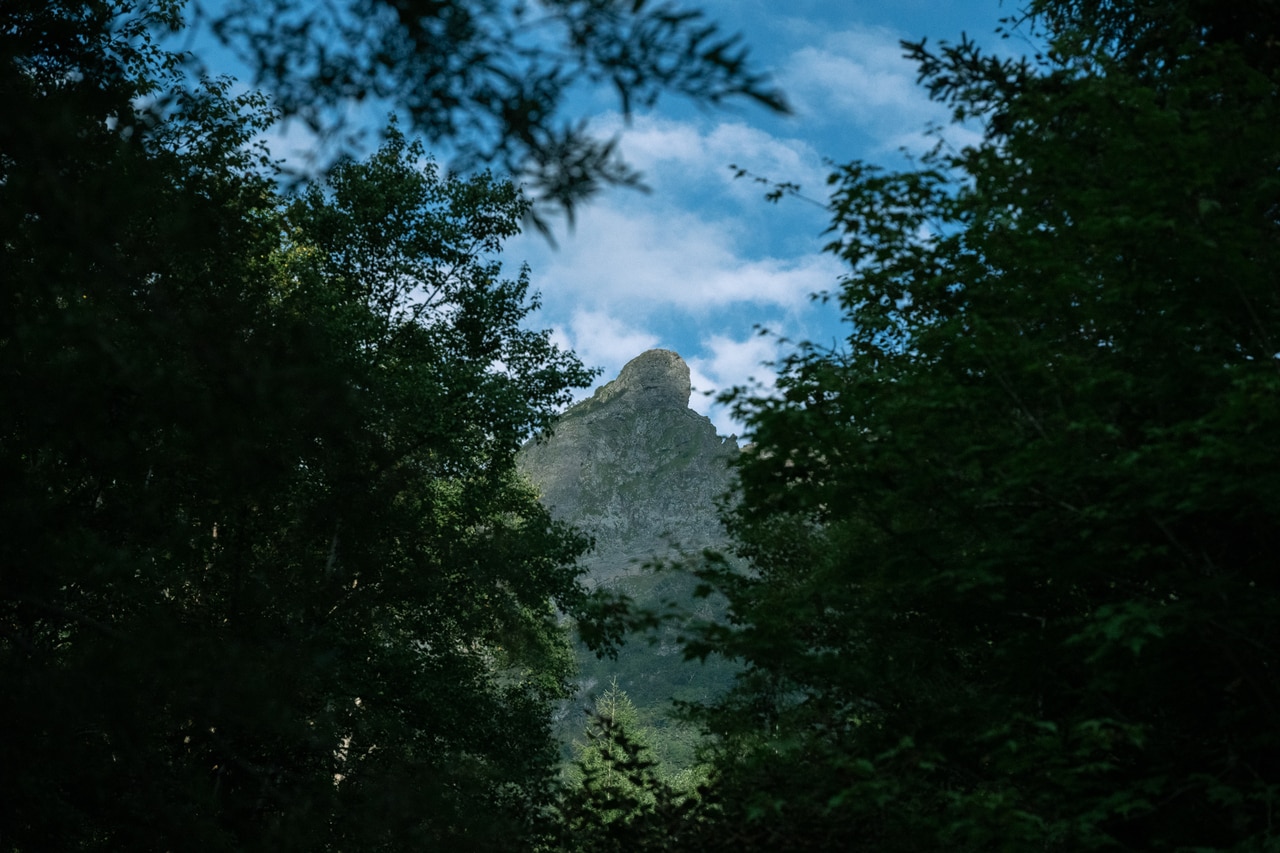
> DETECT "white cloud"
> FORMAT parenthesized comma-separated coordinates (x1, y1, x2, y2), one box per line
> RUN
(503, 112, 848, 436)
(779, 25, 979, 157)
(688, 333, 784, 438)
(531, 203, 838, 314)
(596, 115, 830, 199)
(788, 30, 925, 118)
(500, 100, 866, 438)
(550, 310, 660, 396)
(515, 115, 841, 321)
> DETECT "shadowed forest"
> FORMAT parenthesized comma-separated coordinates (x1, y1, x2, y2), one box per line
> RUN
(3, 1, 1279, 850)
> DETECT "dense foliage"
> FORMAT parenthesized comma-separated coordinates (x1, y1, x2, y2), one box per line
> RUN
(680, 0, 1280, 850)
(552, 678, 712, 853)
(0, 0, 775, 848)
(2, 42, 585, 853)
(9, 0, 1278, 849)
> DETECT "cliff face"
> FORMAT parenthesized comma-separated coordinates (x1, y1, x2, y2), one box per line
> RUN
(519, 350, 741, 759)
(518, 349, 738, 583)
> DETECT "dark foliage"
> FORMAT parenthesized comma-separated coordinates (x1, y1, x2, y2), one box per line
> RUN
(677, 1, 1280, 850)
(197, 0, 788, 226)
(0, 3, 601, 848)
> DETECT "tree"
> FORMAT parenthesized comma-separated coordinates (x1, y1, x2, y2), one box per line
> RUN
(2, 0, 789, 847)
(0, 8, 600, 848)
(569, 678, 659, 806)
(552, 678, 708, 853)
(683, 1, 1280, 850)
(198, 0, 787, 224)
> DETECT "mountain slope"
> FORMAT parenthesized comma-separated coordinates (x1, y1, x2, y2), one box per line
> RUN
(519, 349, 738, 583)
(518, 350, 741, 768)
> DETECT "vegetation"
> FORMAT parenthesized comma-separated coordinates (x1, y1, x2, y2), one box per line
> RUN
(198, 0, 788, 225)
(680, 0, 1280, 850)
(0, 1, 773, 849)
(565, 567, 737, 774)
(553, 678, 709, 853)
(2, 65, 583, 853)
(4, 0, 1278, 850)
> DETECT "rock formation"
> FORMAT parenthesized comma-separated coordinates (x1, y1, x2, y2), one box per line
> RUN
(519, 350, 742, 760)
(518, 349, 738, 584)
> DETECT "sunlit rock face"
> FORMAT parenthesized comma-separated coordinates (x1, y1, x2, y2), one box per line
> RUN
(518, 349, 738, 583)
(592, 347, 691, 410)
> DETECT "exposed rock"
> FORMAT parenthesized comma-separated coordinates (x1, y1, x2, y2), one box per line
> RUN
(518, 349, 738, 583)
(520, 351, 742, 762)
(591, 347, 691, 410)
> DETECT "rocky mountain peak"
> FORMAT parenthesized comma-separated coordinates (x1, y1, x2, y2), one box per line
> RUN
(518, 349, 736, 583)
(523, 351, 743, 751)
(590, 349, 691, 410)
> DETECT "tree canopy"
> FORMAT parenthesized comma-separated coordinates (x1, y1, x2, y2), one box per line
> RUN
(0, 0, 720, 847)
(676, 0, 1280, 850)
(1, 78, 587, 853)
(8, 0, 1280, 849)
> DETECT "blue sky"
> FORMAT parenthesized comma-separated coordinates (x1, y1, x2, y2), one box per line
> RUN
(221, 1, 1021, 436)
(504, 1, 1017, 435)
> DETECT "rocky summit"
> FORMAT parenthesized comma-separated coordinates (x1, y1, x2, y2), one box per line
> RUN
(518, 349, 738, 584)
(520, 350, 743, 762)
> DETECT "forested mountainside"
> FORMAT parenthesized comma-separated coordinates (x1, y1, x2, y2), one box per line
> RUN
(518, 350, 741, 771)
